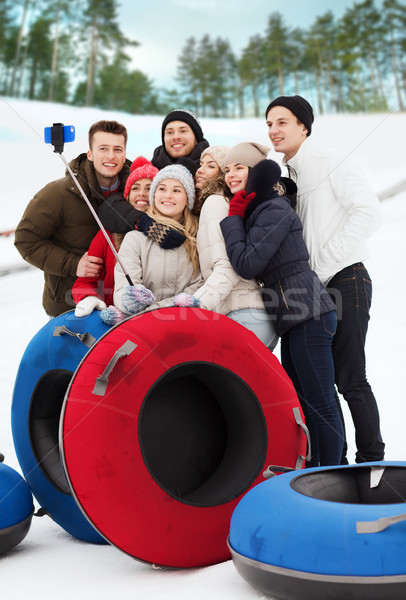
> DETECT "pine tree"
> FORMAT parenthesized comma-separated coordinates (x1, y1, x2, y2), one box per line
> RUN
(383, 0, 406, 110)
(238, 35, 265, 117)
(26, 15, 53, 99)
(81, 0, 138, 107)
(8, 0, 31, 96)
(263, 13, 291, 96)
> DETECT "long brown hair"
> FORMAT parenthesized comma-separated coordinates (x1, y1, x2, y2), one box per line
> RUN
(193, 173, 228, 216)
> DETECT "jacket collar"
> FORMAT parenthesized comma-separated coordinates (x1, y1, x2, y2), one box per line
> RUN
(66, 153, 131, 203)
(283, 137, 312, 181)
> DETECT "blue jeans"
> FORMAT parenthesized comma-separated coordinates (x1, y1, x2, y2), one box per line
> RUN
(327, 263, 385, 463)
(227, 308, 279, 351)
(281, 311, 344, 467)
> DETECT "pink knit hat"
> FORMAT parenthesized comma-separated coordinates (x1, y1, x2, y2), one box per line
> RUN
(124, 157, 159, 199)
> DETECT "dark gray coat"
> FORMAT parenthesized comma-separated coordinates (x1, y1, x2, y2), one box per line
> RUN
(220, 160, 335, 336)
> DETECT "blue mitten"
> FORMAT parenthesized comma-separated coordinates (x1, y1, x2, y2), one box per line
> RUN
(173, 293, 201, 308)
(100, 306, 128, 326)
(122, 284, 156, 314)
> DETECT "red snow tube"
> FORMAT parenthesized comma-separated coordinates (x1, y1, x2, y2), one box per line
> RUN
(60, 307, 307, 568)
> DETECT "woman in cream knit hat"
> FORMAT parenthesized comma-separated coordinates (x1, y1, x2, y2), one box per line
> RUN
(190, 145, 278, 350)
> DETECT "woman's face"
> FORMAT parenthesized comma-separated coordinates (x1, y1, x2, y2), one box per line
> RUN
(195, 154, 221, 190)
(127, 178, 152, 210)
(154, 178, 188, 222)
(225, 163, 249, 193)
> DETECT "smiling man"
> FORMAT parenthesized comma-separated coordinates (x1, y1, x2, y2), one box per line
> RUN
(151, 109, 209, 170)
(14, 120, 132, 317)
(265, 95, 384, 465)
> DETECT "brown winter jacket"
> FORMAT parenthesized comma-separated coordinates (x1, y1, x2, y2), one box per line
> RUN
(14, 153, 131, 317)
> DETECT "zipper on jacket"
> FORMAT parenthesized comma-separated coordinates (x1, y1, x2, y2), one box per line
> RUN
(279, 280, 290, 312)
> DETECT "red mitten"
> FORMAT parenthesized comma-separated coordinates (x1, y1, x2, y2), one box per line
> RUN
(228, 191, 256, 217)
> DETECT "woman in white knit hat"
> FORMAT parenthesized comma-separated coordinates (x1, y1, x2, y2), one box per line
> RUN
(190, 145, 278, 350)
(101, 164, 203, 325)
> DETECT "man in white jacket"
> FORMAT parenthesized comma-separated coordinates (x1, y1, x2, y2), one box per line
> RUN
(265, 95, 384, 464)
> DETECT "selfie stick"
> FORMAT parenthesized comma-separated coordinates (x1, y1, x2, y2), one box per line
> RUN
(50, 124, 134, 286)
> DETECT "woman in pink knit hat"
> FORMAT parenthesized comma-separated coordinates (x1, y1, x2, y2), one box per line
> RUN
(72, 157, 158, 316)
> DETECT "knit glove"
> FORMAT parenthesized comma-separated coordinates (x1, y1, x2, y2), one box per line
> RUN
(228, 191, 256, 217)
(173, 293, 201, 308)
(75, 296, 107, 317)
(136, 214, 186, 249)
(100, 306, 128, 326)
(122, 284, 156, 314)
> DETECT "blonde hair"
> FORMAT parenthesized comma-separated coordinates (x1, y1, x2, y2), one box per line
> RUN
(147, 204, 200, 276)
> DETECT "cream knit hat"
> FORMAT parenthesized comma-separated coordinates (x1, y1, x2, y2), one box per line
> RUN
(225, 142, 271, 168)
(200, 145, 230, 173)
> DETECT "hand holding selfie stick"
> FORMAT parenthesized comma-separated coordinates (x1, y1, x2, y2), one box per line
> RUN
(46, 123, 134, 286)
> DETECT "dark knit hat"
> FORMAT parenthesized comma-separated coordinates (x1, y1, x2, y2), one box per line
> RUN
(265, 95, 314, 136)
(161, 109, 204, 144)
(124, 156, 158, 199)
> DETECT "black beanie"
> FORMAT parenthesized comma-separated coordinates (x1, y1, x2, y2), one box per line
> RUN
(265, 95, 314, 136)
(161, 109, 204, 144)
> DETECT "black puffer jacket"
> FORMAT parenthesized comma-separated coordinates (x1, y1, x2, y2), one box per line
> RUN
(220, 160, 335, 336)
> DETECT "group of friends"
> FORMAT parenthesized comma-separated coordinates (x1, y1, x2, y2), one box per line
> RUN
(14, 95, 385, 469)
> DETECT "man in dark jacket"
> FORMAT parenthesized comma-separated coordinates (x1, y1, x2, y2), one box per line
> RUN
(14, 120, 133, 317)
(97, 109, 208, 236)
(151, 109, 209, 170)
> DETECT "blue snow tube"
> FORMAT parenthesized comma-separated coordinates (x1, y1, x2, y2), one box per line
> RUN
(11, 310, 110, 543)
(0, 455, 34, 554)
(229, 462, 406, 600)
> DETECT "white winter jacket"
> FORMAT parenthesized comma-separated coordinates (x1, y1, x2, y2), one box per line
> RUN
(194, 194, 264, 313)
(114, 230, 203, 314)
(285, 138, 381, 285)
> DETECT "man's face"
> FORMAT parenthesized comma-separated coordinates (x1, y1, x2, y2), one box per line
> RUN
(87, 132, 126, 187)
(164, 121, 197, 159)
(266, 106, 308, 160)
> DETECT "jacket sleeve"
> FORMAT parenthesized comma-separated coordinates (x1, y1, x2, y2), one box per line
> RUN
(146, 269, 205, 312)
(14, 183, 81, 277)
(71, 231, 108, 303)
(322, 154, 381, 265)
(97, 193, 143, 234)
(193, 196, 245, 311)
(113, 232, 144, 313)
(220, 203, 292, 280)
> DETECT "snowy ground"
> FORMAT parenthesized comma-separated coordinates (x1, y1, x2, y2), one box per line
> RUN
(0, 98, 405, 598)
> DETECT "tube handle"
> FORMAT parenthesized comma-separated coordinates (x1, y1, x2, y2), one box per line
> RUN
(262, 407, 312, 479)
(53, 325, 96, 348)
(356, 513, 406, 534)
(292, 406, 312, 467)
(92, 340, 137, 396)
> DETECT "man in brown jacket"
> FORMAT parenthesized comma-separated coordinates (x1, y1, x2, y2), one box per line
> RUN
(14, 120, 133, 317)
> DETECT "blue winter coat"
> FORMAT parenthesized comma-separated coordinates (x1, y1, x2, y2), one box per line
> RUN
(220, 160, 335, 337)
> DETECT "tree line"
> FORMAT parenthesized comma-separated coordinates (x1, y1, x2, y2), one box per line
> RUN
(1, 0, 405, 117)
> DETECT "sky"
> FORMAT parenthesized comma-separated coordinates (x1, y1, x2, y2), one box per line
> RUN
(0, 99, 405, 600)
(118, 0, 382, 89)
